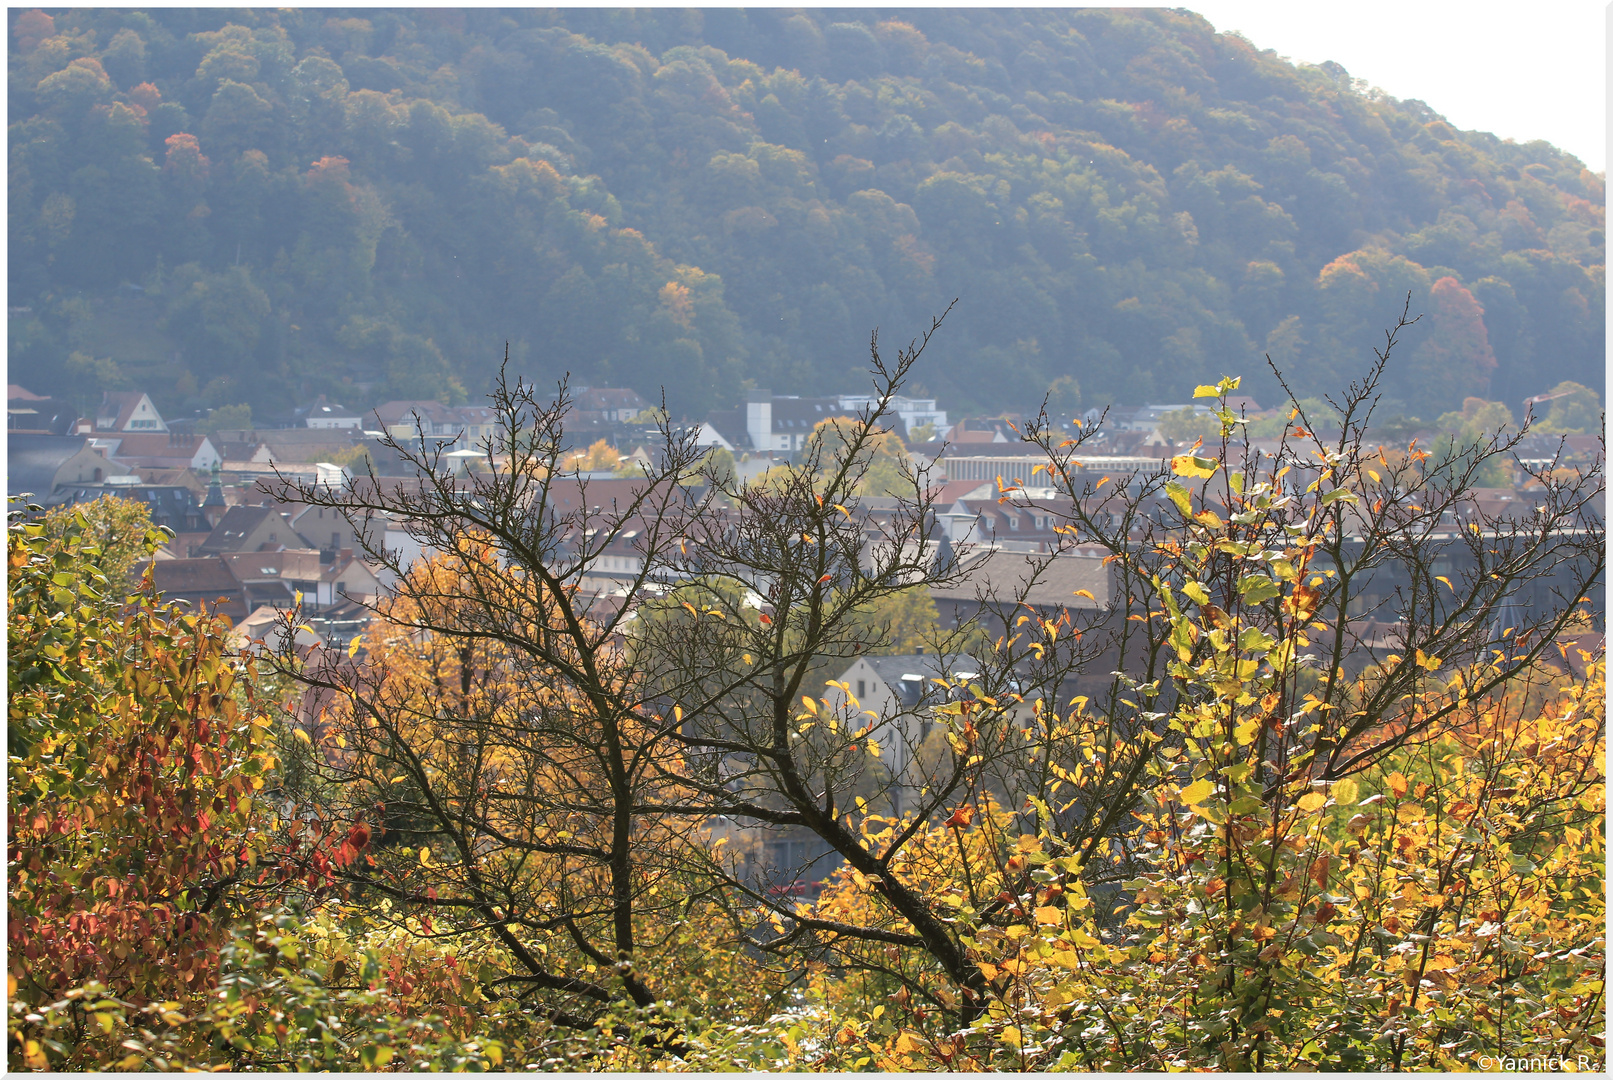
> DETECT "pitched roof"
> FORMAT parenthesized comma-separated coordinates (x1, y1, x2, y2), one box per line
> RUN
(7, 434, 115, 497)
(8, 384, 46, 401)
(52, 483, 206, 532)
(370, 400, 454, 426)
(197, 505, 282, 553)
(860, 653, 980, 685)
(221, 549, 324, 583)
(701, 409, 745, 446)
(300, 395, 361, 421)
(149, 557, 243, 597)
(856, 653, 982, 708)
(931, 550, 1113, 610)
(575, 387, 650, 412)
(96, 391, 165, 431)
(769, 397, 854, 431)
(7, 391, 76, 436)
(100, 431, 217, 466)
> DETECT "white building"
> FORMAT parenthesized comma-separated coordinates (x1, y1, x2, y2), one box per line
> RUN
(823, 652, 982, 816)
(836, 393, 949, 439)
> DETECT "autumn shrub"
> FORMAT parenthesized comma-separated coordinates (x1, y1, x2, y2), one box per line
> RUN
(6, 502, 538, 1070)
(8, 503, 278, 1018)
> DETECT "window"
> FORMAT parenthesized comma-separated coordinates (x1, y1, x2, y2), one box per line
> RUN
(857, 679, 866, 698)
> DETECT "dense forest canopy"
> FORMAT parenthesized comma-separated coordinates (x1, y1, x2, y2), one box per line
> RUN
(8, 7, 1604, 422)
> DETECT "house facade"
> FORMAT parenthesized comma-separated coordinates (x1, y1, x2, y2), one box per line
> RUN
(823, 652, 983, 817)
(93, 391, 168, 432)
(8, 434, 133, 499)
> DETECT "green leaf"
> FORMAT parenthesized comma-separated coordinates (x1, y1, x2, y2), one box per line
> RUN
(1237, 575, 1282, 605)
(1237, 626, 1275, 653)
(1180, 581, 1211, 606)
(1165, 481, 1194, 516)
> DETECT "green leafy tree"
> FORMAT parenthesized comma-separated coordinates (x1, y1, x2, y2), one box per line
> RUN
(1157, 405, 1221, 446)
(1535, 380, 1604, 435)
(1434, 397, 1516, 486)
(199, 402, 252, 434)
(36, 495, 156, 596)
(847, 586, 940, 655)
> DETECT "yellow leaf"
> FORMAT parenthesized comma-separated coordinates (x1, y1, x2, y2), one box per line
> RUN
(1034, 905, 1062, 925)
(1297, 791, 1328, 813)
(867, 738, 880, 758)
(1179, 778, 1216, 805)
(1072, 589, 1095, 601)
(1386, 772, 1409, 798)
(347, 634, 363, 657)
(801, 696, 819, 716)
(1435, 575, 1453, 591)
(1192, 383, 1221, 398)
(294, 728, 313, 745)
(419, 847, 432, 866)
(1170, 455, 1218, 479)
(1367, 468, 1381, 483)
(1332, 777, 1359, 805)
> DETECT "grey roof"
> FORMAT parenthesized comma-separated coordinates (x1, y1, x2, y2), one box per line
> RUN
(8, 434, 94, 498)
(858, 653, 981, 708)
(7, 394, 75, 435)
(931, 550, 1114, 610)
(769, 397, 854, 432)
(197, 505, 278, 553)
(52, 483, 207, 532)
(861, 653, 979, 684)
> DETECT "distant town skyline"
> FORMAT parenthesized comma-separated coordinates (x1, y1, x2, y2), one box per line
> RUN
(1173, 0, 1605, 172)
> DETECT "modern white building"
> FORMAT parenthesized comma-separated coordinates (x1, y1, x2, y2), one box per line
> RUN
(836, 393, 949, 439)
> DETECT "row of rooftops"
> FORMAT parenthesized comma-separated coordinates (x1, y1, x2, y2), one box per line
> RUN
(13, 384, 1601, 473)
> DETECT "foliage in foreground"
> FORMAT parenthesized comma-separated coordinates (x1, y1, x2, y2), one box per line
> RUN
(7, 349, 1605, 1071)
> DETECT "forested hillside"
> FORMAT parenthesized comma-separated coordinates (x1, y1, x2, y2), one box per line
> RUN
(9, 7, 1604, 421)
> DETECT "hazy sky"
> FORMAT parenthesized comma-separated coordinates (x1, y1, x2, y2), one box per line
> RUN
(1173, 0, 1606, 172)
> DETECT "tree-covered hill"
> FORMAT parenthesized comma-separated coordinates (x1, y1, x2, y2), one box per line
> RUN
(8, 7, 1604, 423)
